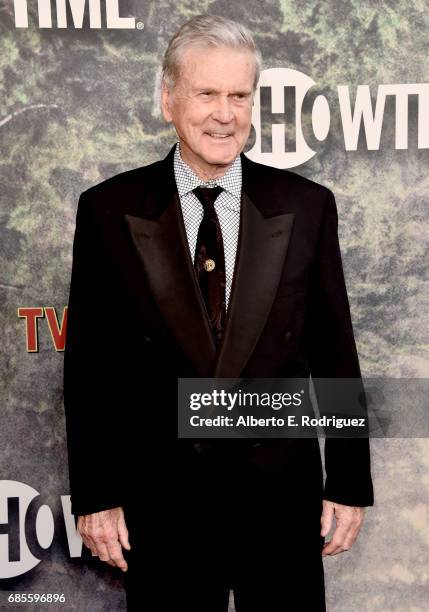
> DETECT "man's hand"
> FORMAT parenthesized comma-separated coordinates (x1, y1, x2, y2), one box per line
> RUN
(77, 506, 131, 571)
(320, 499, 365, 556)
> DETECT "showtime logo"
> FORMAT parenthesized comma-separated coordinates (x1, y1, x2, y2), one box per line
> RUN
(13, 0, 141, 29)
(0, 481, 82, 579)
(247, 68, 429, 169)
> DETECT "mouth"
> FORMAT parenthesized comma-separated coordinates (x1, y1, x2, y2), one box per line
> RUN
(205, 132, 233, 141)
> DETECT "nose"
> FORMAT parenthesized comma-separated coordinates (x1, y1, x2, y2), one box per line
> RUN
(211, 96, 234, 123)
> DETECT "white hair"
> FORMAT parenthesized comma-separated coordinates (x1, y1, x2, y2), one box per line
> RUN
(161, 14, 262, 92)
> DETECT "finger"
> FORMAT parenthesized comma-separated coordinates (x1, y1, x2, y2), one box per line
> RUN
(106, 540, 128, 572)
(322, 534, 347, 556)
(320, 503, 334, 537)
(322, 519, 351, 555)
(322, 525, 354, 555)
(322, 538, 347, 556)
(324, 536, 355, 556)
(95, 541, 112, 563)
(117, 518, 131, 551)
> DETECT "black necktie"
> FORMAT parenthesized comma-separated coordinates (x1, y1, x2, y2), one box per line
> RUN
(192, 186, 226, 346)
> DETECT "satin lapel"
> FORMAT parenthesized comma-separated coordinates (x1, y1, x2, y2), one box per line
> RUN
(124, 157, 217, 377)
(214, 190, 294, 378)
(123, 144, 294, 379)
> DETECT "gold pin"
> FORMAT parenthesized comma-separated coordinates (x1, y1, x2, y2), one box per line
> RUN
(203, 259, 216, 272)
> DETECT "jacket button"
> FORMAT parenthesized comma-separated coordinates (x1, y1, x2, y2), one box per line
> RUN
(143, 335, 153, 343)
(284, 330, 292, 342)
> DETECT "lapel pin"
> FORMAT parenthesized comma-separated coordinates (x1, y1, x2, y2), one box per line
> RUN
(203, 259, 216, 272)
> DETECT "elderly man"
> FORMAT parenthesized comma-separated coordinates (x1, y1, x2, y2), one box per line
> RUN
(64, 14, 374, 612)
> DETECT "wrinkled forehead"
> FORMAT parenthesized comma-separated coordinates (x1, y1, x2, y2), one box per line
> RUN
(176, 44, 256, 90)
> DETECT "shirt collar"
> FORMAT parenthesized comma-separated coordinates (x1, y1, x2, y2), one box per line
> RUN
(173, 141, 242, 207)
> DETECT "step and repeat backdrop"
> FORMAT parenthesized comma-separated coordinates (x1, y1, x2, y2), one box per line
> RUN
(1, 1, 428, 611)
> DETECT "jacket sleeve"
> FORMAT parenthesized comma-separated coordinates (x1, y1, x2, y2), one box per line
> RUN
(308, 188, 374, 507)
(63, 191, 127, 516)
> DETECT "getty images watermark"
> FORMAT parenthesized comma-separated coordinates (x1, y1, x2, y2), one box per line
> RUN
(187, 386, 367, 431)
(178, 378, 429, 439)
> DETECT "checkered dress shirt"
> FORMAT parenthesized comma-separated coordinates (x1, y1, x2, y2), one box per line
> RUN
(173, 141, 242, 311)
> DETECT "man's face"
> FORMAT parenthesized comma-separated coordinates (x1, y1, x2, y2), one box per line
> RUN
(161, 45, 256, 177)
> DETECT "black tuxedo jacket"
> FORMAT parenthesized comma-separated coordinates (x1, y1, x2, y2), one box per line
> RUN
(63, 143, 374, 517)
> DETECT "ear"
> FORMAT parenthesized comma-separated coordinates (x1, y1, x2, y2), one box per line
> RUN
(161, 84, 173, 123)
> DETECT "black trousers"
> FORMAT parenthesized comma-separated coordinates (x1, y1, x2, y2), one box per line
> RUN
(123, 445, 326, 611)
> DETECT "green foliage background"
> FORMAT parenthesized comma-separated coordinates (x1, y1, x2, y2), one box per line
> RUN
(0, 1, 428, 609)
